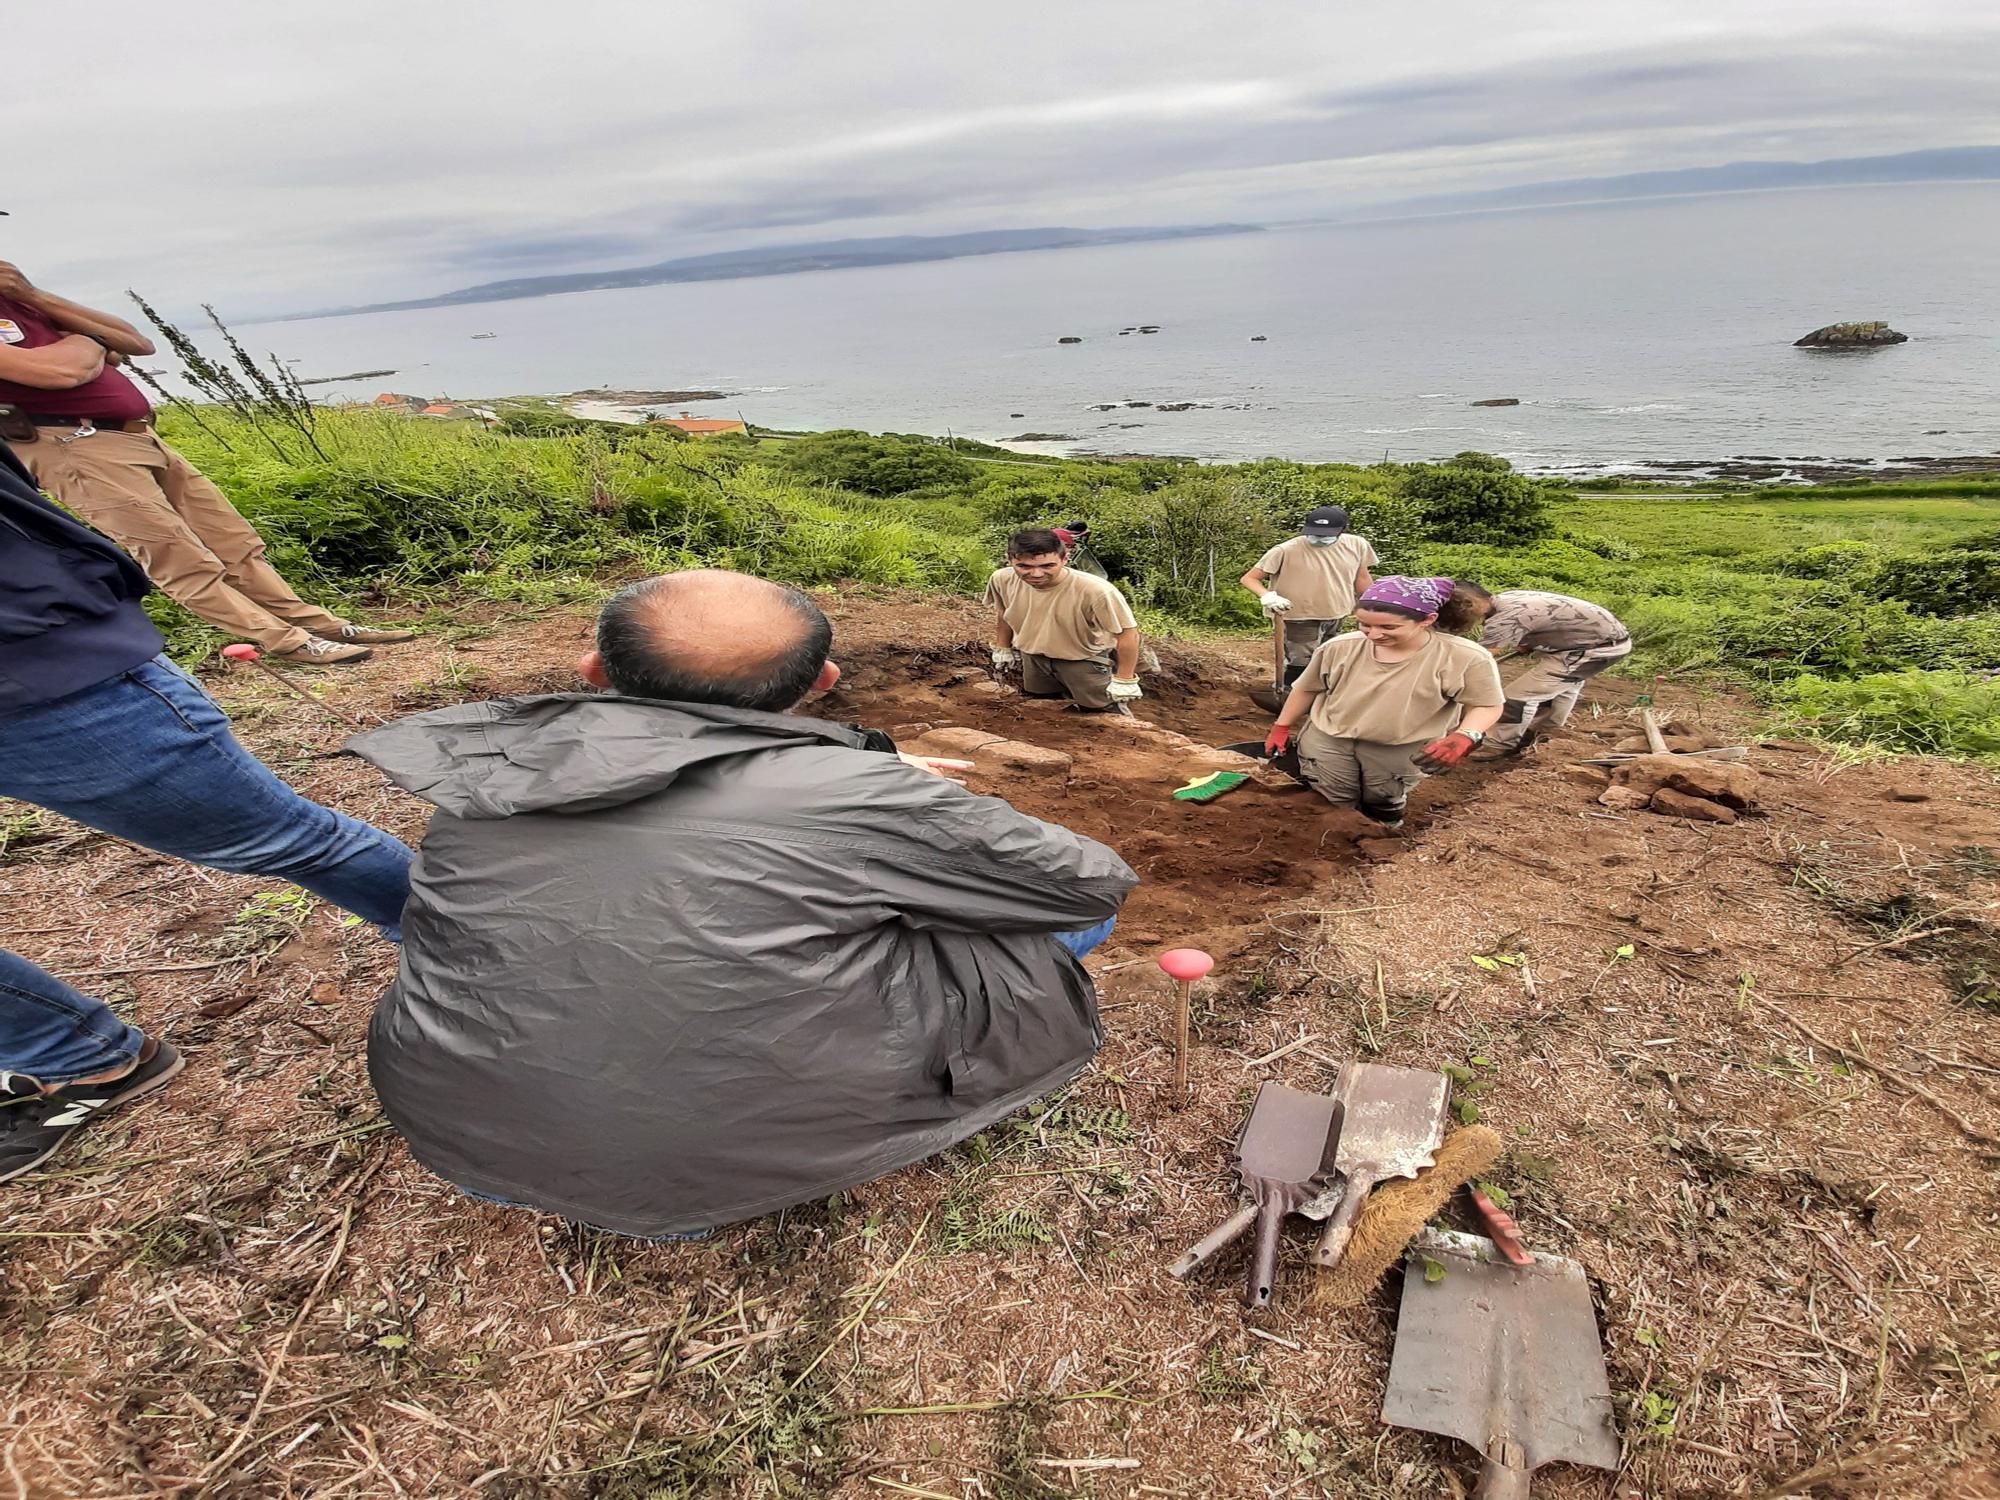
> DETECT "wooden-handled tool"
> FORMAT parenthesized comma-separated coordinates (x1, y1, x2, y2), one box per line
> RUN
(1314, 1063, 1451, 1268)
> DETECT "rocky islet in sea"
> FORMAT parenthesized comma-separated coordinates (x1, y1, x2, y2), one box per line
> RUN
(1794, 321, 1909, 347)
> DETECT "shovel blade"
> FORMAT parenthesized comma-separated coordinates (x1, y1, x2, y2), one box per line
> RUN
(1236, 1082, 1343, 1193)
(1383, 1231, 1620, 1476)
(1332, 1063, 1451, 1182)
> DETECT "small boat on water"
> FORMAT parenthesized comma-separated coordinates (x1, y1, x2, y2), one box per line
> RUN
(470, 332, 497, 340)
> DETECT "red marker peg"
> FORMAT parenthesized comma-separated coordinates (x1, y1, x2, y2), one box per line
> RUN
(220, 644, 362, 727)
(1156, 948, 1213, 1103)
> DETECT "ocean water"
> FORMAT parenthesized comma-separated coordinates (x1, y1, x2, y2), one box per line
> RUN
(260, 184, 1999, 476)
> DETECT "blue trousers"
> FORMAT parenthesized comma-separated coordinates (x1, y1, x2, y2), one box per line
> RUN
(1053, 917, 1116, 959)
(0, 657, 412, 1083)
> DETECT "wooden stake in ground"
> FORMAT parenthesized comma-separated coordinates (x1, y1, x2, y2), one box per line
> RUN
(220, 643, 362, 727)
(1641, 706, 1671, 755)
(1156, 948, 1213, 1105)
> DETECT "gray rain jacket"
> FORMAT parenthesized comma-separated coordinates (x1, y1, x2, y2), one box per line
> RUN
(350, 694, 1136, 1237)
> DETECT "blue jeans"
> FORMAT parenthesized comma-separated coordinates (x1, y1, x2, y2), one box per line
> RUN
(0, 657, 413, 1083)
(1054, 917, 1116, 959)
(0, 949, 146, 1086)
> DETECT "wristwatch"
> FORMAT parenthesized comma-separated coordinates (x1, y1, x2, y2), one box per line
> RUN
(1461, 729, 1486, 745)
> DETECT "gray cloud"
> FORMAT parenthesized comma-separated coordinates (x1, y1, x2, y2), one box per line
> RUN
(4, 0, 1995, 316)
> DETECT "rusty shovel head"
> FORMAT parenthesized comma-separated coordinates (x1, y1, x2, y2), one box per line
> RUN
(1236, 1082, 1344, 1208)
(1332, 1063, 1451, 1185)
(1383, 1230, 1620, 1482)
(1237, 1082, 1344, 1310)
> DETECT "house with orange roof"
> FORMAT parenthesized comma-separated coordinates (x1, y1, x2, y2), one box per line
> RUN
(651, 411, 748, 438)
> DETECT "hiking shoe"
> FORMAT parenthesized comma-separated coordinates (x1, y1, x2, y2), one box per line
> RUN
(326, 623, 416, 644)
(272, 637, 371, 665)
(0, 1038, 184, 1183)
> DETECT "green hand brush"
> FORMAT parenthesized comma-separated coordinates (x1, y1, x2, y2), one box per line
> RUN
(1171, 770, 1250, 803)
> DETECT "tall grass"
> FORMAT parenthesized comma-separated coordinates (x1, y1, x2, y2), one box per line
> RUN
(142, 408, 2000, 760)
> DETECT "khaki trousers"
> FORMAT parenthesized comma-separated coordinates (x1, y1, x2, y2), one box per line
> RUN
(9, 428, 346, 653)
(1279, 617, 1345, 687)
(1297, 724, 1429, 820)
(1488, 639, 1633, 748)
(1021, 650, 1114, 710)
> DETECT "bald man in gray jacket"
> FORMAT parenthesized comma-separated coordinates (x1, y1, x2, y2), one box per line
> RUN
(353, 570, 1136, 1239)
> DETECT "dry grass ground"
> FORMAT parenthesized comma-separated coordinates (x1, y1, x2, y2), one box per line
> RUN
(3, 590, 1997, 1498)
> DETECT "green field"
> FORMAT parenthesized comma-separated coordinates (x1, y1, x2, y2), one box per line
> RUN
(147, 408, 2000, 760)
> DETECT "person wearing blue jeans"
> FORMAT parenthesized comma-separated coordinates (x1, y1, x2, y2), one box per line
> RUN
(1, 445, 412, 1181)
(1054, 918, 1117, 959)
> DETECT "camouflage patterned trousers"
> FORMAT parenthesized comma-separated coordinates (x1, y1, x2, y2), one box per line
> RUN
(1488, 639, 1633, 748)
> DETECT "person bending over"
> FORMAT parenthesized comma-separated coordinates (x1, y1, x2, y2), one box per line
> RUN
(0, 258, 411, 663)
(1239, 505, 1379, 687)
(353, 569, 1137, 1240)
(1458, 585, 1633, 754)
(987, 528, 1143, 711)
(1262, 576, 1504, 831)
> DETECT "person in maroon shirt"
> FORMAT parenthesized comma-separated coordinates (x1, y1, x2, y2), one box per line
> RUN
(0, 259, 412, 662)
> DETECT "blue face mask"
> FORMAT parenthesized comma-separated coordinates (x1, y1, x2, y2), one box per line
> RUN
(1305, 534, 1342, 547)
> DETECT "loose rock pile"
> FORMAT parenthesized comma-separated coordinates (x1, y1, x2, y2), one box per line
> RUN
(1599, 753, 1759, 824)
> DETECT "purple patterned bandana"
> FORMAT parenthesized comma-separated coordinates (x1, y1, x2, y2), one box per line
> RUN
(1359, 575, 1455, 617)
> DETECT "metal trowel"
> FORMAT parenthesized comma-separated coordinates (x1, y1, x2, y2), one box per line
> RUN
(1168, 1082, 1344, 1309)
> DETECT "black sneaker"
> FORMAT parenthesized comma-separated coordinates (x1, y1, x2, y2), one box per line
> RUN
(0, 1038, 184, 1183)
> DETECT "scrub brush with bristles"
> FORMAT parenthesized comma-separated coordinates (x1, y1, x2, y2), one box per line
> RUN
(1171, 770, 1250, 802)
(1311, 1124, 1504, 1309)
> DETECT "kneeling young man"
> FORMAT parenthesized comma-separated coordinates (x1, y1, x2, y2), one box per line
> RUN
(987, 528, 1143, 711)
(353, 570, 1136, 1239)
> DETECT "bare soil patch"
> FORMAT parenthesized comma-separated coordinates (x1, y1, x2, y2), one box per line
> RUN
(4, 590, 1997, 1498)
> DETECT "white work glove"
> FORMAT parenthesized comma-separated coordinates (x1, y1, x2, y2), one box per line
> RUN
(1106, 677, 1144, 703)
(1259, 590, 1292, 615)
(991, 647, 1019, 669)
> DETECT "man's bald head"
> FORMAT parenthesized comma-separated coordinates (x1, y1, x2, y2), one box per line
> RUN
(586, 570, 835, 712)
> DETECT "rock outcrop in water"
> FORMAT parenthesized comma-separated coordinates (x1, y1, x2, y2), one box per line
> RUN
(1794, 321, 1908, 347)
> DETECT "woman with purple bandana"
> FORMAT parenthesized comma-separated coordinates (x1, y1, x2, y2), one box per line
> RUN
(1261, 576, 1505, 831)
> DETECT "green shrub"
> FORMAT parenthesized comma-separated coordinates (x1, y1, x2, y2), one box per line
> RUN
(1559, 529, 1641, 562)
(1783, 540, 1881, 581)
(1873, 551, 2000, 616)
(1771, 671, 2000, 759)
(1228, 460, 1428, 569)
(1402, 464, 1555, 546)
(1088, 475, 1279, 625)
(492, 403, 685, 444)
(767, 430, 977, 496)
(1447, 450, 1514, 473)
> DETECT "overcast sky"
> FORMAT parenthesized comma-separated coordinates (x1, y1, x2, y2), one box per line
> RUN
(7, 0, 1996, 317)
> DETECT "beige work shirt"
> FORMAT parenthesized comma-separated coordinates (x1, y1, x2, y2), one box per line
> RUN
(985, 567, 1139, 660)
(1252, 534, 1379, 619)
(1295, 630, 1504, 744)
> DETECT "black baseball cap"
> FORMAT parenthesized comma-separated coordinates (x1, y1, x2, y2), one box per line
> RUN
(1300, 505, 1348, 537)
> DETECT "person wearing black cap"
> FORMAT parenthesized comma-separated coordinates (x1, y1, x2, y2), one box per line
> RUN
(1239, 505, 1379, 687)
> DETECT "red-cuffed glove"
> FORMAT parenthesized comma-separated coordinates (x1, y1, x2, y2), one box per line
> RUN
(1263, 722, 1293, 757)
(1416, 732, 1476, 772)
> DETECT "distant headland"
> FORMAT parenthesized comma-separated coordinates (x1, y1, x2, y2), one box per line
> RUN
(275, 224, 1263, 322)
